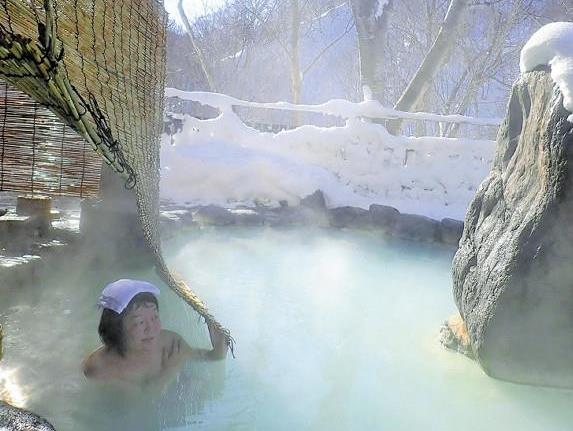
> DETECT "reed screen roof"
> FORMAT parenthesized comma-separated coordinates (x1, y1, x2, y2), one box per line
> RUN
(0, 0, 232, 352)
(0, 80, 101, 197)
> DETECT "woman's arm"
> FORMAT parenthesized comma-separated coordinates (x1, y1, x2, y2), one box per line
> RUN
(205, 322, 228, 360)
(161, 325, 228, 369)
(144, 327, 228, 392)
(175, 323, 228, 361)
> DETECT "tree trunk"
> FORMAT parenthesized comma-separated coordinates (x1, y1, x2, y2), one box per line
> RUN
(178, 0, 216, 92)
(350, 0, 394, 103)
(387, 0, 469, 134)
(289, 0, 302, 126)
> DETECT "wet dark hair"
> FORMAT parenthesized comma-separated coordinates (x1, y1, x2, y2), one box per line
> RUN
(98, 292, 158, 357)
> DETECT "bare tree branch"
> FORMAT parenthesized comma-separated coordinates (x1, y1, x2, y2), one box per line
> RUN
(388, 0, 470, 134)
(302, 17, 355, 77)
(178, 0, 216, 91)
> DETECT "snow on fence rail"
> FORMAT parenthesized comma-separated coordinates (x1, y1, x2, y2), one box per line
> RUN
(161, 89, 500, 220)
(165, 88, 502, 127)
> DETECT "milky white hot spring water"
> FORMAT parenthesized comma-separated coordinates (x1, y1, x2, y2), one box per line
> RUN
(1, 227, 573, 430)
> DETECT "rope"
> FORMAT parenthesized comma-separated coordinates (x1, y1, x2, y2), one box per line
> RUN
(1, 0, 13, 34)
(155, 256, 235, 357)
(0, 0, 234, 352)
(0, 12, 134, 186)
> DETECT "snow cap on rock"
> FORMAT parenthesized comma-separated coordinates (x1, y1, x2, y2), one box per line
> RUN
(520, 22, 573, 122)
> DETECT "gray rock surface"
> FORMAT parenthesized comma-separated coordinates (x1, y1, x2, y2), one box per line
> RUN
(0, 401, 56, 430)
(452, 71, 573, 387)
(231, 209, 265, 226)
(392, 213, 439, 242)
(159, 200, 462, 245)
(329, 206, 370, 228)
(369, 204, 400, 231)
(439, 218, 463, 245)
(300, 190, 327, 211)
(193, 205, 235, 226)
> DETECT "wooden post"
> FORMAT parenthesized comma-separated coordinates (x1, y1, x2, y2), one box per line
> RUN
(16, 195, 52, 237)
(16, 195, 52, 218)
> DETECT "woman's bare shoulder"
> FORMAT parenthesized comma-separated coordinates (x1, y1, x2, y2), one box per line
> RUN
(159, 329, 194, 359)
(82, 347, 117, 380)
(159, 329, 184, 345)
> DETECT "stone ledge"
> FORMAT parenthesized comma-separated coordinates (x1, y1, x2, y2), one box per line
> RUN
(159, 190, 464, 246)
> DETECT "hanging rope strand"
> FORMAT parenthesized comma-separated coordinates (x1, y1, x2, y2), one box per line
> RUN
(0, 0, 234, 351)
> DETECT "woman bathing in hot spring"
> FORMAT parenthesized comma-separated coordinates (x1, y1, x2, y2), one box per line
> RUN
(82, 279, 228, 389)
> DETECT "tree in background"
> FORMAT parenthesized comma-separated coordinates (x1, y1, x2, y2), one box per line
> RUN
(380, 0, 543, 136)
(167, 1, 355, 103)
(165, 0, 563, 137)
(349, 0, 393, 102)
(387, 0, 470, 134)
(438, 0, 540, 137)
(178, 0, 217, 91)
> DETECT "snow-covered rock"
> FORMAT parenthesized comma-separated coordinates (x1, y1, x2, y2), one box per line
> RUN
(452, 70, 573, 387)
(520, 22, 573, 121)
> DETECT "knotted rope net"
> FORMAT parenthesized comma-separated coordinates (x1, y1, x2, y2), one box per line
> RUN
(0, 0, 233, 351)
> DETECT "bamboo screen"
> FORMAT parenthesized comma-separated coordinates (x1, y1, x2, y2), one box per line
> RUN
(0, 0, 233, 350)
(0, 80, 101, 197)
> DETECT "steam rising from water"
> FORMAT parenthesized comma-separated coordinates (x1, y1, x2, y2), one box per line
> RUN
(2, 227, 573, 429)
(0, 367, 27, 408)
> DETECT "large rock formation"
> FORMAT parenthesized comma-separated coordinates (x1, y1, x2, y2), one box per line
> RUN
(452, 70, 573, 387)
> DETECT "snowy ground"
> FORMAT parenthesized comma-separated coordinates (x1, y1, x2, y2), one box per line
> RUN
(161, 92, 497, 221)
(161, 22, 573, 221)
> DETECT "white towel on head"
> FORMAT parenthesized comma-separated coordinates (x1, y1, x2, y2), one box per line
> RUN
(98, 279, 160, 314)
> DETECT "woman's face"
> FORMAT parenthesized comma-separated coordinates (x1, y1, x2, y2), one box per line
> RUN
(122, 302, 161, 353)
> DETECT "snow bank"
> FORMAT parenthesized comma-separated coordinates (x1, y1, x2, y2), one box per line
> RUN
(161, 95, 496, 220)
(520, 22, 573, 122)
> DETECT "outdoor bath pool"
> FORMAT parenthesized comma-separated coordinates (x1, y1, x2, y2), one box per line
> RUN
(1, 226, 573, 430)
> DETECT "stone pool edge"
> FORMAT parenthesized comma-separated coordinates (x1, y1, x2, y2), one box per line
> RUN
(160, 190, 464, 247)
